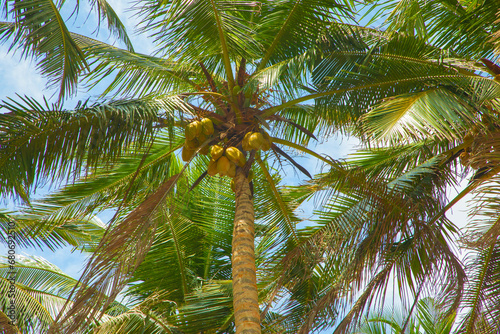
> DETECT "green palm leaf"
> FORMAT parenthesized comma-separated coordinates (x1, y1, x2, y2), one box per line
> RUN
(0, 0, 87, 99)
(1, 208, 106, 251)
(52, 175, 181, 333)
(361, 88, 475, 144)
(256, 0, 353, 70)
(136, 1, 260, 70)
(366, 0, 500, 59)
(72, 33, 200, 97)
(458, 242, 500, 334)
(0, 255, 87, 333)
(22, 132, 183, 227)
(0, 95, 186, 200)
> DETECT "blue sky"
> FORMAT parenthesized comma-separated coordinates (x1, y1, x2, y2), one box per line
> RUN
(0, 1, 474, 331)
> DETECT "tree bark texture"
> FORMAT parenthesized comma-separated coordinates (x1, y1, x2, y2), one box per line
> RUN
(232, 169, 261, 334)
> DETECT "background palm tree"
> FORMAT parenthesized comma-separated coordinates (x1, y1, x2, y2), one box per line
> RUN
(0, 1, 370, 333)
(279, 0, 500, 332)
(0, 254, 129, 334)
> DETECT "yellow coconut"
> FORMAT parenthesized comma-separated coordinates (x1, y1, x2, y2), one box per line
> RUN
(249, 132, 264, 150)
(182, 146, 195, 162)
(198, 133, 207, 146)
(226, 147, 246, 167)
(192, 120, 202, 136)
(210, 145, 224, 160)
(185, 138, 199, 150)
(185, 122, 199, 141)
(261, 131, 272, 151)
(238, 155, 246, 167)
(227, 162, 236, 178)
(207, 159, 218, 176)
(201, 118, 214, 136)
(242, 132, 252, 151)
(230, 179, 236, 192)
(217, 156, 231, 175)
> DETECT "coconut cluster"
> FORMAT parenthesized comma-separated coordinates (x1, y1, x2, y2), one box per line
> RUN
(182, 118, 214, 161)
(242, 131, 272, 152)
(208, 145, 246, 178)
(180, 118, 269, 193)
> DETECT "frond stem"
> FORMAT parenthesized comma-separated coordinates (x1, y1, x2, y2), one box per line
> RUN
(258, 0, 301, 71)
(271, 137, 332, 166)
(209, 0, 234, 90)
(261, 74, 486, 118)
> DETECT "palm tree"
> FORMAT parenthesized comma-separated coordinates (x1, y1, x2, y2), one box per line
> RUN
(272, 0, 500, 332)
(0, 254, 130, 334)
(6, 1, 500, 333)
(1, 158, 313, 333)
(356, 1, 500, 332)
(0, 1, 368, 332)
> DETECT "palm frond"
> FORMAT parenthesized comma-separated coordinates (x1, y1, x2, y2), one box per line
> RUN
(0, 254, 127, 333)
(361, 88, 476, 144)
(0, 95, 186, 200)
(88, 0, 134, 52)
(52, 175, 181, 333)
(174, 280, 234, 333)
(0, 255, 80, 333)
(94, 292, 174, 334)
(255, 157, 300, 252)
(21, 132, 183, 232)
(278, 152, 465, 333)
(10, 214, 106, 252)
(129, 161, 236, 303)
(72, 33, 200, 97)
(366, 0, 500, 59)
(458, 242, 500, 334)
(257, 0, 353, 70)
(1, 207, 107, 251)
(0, 310, 20, 334)
(0, 0, 88, 99)
(136, 0, 260, 66)
(264, 33, 500, 134)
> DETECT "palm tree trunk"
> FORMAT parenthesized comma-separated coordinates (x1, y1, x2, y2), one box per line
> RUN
(232, 169, 261, 334)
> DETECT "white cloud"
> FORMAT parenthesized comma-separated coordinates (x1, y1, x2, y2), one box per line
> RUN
(0, 47, 46, 101)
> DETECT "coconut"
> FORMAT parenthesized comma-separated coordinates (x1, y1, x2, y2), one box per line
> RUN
(201, 118, 214, 136)
(227, 162, 236, 178)
(226, 147, 246, 167)
(185, 121, 201, 140)
(249, 132, 264, 150)
(261, 131, 272, 151)
(217, 156, 231, 175)
(207, 159, 218, 176)
(210, 145, 224, 160)
(185, 138, 199, 150)
(182, 146, 195, 162)
(242, 132, 252, 151)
